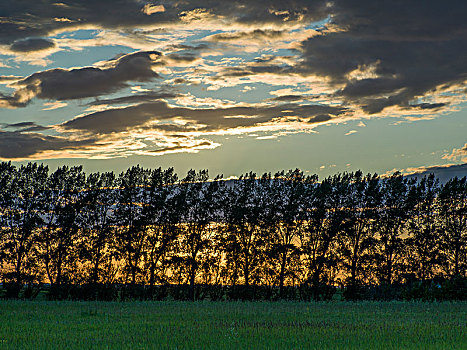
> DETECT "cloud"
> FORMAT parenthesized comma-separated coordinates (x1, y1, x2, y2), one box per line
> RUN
(0, 118, 221, 159)
(10, 38, 56, 52)
(149, 140, 219, 155)
(0, 76, 23, 84)
(42, 101, 68, 110)
(0, 1, 327, 45)
(215, 59, 291, 78)
(269, 95, 305, 102)
(0, 131, 97, 159)
(409, 103, 447, 110)
(1, 100, 339, 159)
(307, 114, 331, 123)
(3, 122, 38, 129)
(0, 51, 162, 107)
(443, 143, 467, 162)
(61, 100, 345, 134)
(187, 1, 467, 118)
(142, 4, 165, 16)
(405, 163, 467, 183)
(297, 0, 467, 114)
(1, 121, 50, 132)
(207, 29, 285, 41)
(6, 1, 462, 117)
(86, 91, 180, 106)
(1, 0, 466, 162)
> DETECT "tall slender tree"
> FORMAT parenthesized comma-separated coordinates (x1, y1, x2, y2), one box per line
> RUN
(267, 169, 308, 296)
(222, 172, 267, 289)
(142, 167, 179, 289)
(338, 172, 381, 298)
(438, 177, 467, 277)
(39, 166, 85, 287)
(300, 173, 345, 299)
(113, 165, 151, 285)
(78, 171, 117, 284)
(175, 170, 222, 300)
(406, 174, 441, 281)
(0, 163, 47, 297)
(373, 173, 415, 284)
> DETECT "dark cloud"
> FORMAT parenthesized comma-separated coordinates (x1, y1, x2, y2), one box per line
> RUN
(212, 54, 297, 81)
(0, 51, 161, 107)
(0, 93, 28, 108)
(331, 0, 467, 41)
(10, 38, 55, 52)
(217, 64, 290, 78)
(211, 1, 328, 25)
(208, 29, 285, 41)
(0, 1, 174, 44)
(172, 78, 188, 85)
(62, 101, 345, 134)
(87, 91, 180, 106)
(409, 103, 447, 110)
(150, 141, 214, 154)
(0, 131, 97, 159)
(201, 0, 466, 115)
(307, 114, 331, 123)
(269, 95, 304, 102)
(2, 121, 50, 132)
(166, 44, 210, 51)
(0, 1, 328, 44)
(167, 53, 198, 63)
(298, 0, 467, 113)
(3, 122, 37, 129)
(21, 125, 51, 132)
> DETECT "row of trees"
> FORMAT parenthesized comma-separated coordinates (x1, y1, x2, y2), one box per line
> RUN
(0, 162, 466, 300)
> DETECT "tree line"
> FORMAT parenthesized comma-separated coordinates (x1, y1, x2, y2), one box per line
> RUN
(0, 162, 466, 301)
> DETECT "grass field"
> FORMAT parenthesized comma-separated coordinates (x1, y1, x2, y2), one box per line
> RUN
(0, 301, 465, 349)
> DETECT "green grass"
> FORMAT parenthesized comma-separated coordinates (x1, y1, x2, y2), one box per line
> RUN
(0, 301, 465, 349)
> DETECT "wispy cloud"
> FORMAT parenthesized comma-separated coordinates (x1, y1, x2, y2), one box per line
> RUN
(443, 143, 467, 162)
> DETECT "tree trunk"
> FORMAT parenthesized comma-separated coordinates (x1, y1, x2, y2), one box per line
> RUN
(189, 258, 197, 301)
(279, 250, 287, 298)
(454, 237, 460, 276)
(243, 255, 250, 287)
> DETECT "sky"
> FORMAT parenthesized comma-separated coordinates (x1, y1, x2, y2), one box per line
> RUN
(0, 0, 466, 179)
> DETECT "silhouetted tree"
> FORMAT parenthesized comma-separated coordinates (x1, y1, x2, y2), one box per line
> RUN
(78, 171, 117, 284)
(0, 162, 17, 282)
(0, 161, 466, 301)
(142, 167, 179, 289)
(222, 172, 268, 293)
(39, 166, 85, 288)
(300, 173, 344, 299)
(438, 176, 467, 277)
(0, 163, 47, 297)
(373, 173, 415, 284)
(406, 174, 441, 281)
(339, 172, 381, 298)
(175, 170, 222, 300)
(267, 169, 308, 297)
(113, 165, 151, 285)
